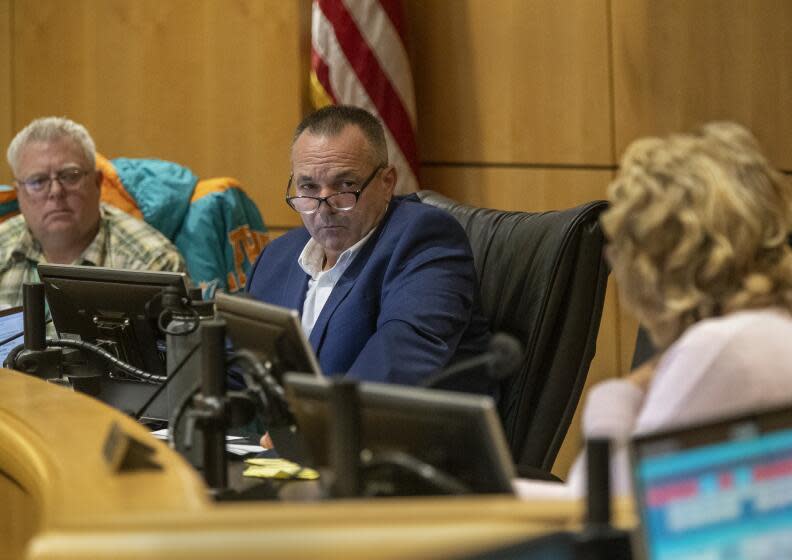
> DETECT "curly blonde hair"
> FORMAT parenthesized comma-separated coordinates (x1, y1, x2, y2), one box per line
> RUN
(602, 122, 792, 349)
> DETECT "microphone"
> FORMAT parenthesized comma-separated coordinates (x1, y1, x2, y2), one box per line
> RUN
(421, 332, 523, 388)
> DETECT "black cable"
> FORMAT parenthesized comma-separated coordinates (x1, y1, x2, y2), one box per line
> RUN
(227, 350, 294, 425)
(0, 330, 24, 348)
(42, 338, 166, 383)
(147, 288, 201, 336)
(169, 351, 282, 449)
(228, 351, 287, 403)
(133, 342, 201, 421)
(0, 319, 53, 352)
(158, 307, 200, 336)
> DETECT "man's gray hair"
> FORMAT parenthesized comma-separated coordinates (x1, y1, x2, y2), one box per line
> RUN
(7, 116, 96, 176)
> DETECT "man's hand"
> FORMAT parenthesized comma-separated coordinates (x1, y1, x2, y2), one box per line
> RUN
(260, 432, 274, 449)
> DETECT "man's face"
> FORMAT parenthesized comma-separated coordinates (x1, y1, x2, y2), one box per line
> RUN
(290, 125, 396, 266)
(14, 136, 101, 252)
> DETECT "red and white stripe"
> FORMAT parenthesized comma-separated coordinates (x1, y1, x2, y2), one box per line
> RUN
(311, 0, 419, 194)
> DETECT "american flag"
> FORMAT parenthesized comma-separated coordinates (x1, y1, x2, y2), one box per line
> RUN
(310, 0, 419, 194)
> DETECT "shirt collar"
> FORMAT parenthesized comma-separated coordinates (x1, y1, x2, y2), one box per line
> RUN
(77, 207, 108, 266)
(298, 226, 377, 281)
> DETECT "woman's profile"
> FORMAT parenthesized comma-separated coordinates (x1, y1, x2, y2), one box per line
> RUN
(568, 122, 792, 495)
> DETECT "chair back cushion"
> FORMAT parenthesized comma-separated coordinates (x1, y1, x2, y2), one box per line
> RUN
(417, 190, 609, 471)
(105, 157, 268, 297)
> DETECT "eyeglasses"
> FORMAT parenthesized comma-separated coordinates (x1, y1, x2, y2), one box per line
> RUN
(286, 165, 384, 215)
(15, 167, 90, 198)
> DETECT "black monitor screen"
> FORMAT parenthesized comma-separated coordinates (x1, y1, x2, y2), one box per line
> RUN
(284, 373, 515, 495)
(38, 264, 189, 378)
(0, 306, 24, 365)
(214, 291, 322, 380)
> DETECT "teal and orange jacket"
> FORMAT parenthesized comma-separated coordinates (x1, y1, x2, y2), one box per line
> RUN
(1, 155, 268, 297)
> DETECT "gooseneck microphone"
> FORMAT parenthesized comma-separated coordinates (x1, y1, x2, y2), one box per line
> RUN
(420, 332, 523, 388)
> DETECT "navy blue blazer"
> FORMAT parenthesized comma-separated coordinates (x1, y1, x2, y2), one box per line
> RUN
(246, 196, 491, 390)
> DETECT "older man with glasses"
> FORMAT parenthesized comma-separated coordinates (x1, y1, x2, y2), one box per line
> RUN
(247, 105, 492, 392)
(0, 116, 185, 309)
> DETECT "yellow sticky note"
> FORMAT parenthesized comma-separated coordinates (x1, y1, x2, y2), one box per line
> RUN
(243, 458, 319, 480)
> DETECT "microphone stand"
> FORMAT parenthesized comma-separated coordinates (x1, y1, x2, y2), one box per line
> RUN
(181, 319, 229, 495)
(13, 282, 63, 379)
(173, 321, 277, 500)
(577, 438, 632, 559)
(329, 378, 362, 498)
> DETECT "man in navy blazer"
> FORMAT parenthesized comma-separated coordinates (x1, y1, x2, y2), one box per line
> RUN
(247, 105, 491, 391)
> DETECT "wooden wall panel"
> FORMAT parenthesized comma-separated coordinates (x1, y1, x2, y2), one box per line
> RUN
(407, 0, 613, 166)
(419, 166, 612, 212)
(612, 0, 792, 170)
(12, 0, 305, 229)
(0, 0, 11, 184)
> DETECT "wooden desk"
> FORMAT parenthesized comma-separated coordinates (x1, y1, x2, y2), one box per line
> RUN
(0, 370, 634, 559)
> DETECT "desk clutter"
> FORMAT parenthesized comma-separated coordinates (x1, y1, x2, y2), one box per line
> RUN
(150, 429, 265, 457)
(8, 272, 515, 499)
(243, 458, 320, 481)
(9, 267, 792, 559)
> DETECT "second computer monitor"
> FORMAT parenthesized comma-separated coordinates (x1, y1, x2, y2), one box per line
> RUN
(214, 291, 322, 379)
(284, 373, 516, 495)
(38, 264, 190, 376)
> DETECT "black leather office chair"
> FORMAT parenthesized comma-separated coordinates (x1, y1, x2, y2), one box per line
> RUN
(417, 191, 610, 476)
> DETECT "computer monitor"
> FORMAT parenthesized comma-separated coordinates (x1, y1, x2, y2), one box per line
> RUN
(214, 291, 322, 379)
(631, 404, 792, 560)
(283, 372, 516, 495)
(37, 264, 190, 420)
(0, 306, 24, 365)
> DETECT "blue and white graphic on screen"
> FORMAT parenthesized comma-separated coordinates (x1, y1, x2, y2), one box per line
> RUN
(637, 429, 792, 560)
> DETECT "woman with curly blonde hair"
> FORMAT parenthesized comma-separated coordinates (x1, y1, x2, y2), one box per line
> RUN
(567, 122, 792, 495)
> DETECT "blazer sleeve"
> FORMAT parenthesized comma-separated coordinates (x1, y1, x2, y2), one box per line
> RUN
(344, 209, 479, 385)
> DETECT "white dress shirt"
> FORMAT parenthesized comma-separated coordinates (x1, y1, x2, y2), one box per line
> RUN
(297, 228, 376, 339)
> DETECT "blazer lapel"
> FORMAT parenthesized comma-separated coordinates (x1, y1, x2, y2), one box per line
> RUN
(308, 272, 356, 351)
(306, 203, 396, 354)
(283, 260, 310, 314)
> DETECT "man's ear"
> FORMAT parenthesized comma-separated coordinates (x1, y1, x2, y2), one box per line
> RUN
(381, 165, 397, 198)
(94, 169, 103, 192)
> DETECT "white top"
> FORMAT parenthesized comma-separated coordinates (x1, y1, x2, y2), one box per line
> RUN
(297, 229, 376, 338)
(563, 308, 792, 497)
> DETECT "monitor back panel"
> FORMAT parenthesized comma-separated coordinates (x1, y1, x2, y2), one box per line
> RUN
(284, 374, 515, 494)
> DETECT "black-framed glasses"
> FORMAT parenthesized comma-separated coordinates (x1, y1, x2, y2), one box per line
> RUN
(15, 167, 90, 198)
(286, 165, 384, 215)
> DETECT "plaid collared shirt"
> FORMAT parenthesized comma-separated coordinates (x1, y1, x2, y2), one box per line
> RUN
(0, 203, 186, 309)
